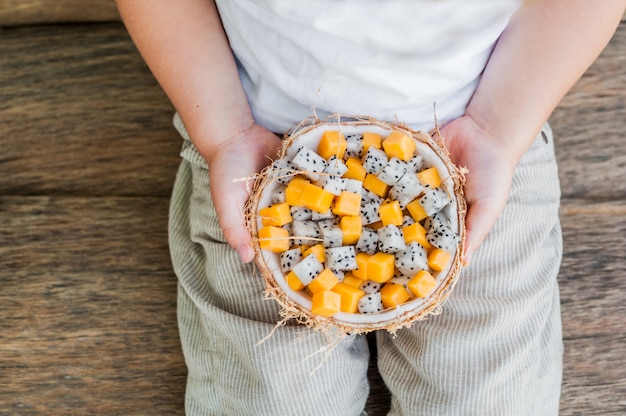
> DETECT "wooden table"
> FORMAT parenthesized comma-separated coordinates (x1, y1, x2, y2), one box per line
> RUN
(1, 15, 624, 416)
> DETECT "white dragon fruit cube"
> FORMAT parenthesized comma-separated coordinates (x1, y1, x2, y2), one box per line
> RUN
(324, 246, 357, 271)
(407, 154, 425, 172)
(320, 225, 344, 248)
(290, 206, 313, 221)
(394, 242, 428, 276)
(344, 178, 363, 195)
(360, 200, 381, 225)
(316, 175, 346, 196)
(291, 220, 321, 246)
(360, 280, 382, 294)
(426, 215, 460, 252)
(362, 147, 388, 174)
(280, 248, 303, 273)
(271, 185, 287, 204)
(324, 155, 348, 176)
(377, 157, 408, 186)
(292, 253, 324, 286)
(358, 292, 384, 314)
(345, 134, 364, 159)
(291, 147, 328, 181)
(377, 225, 407, 254)
(419, 187, 451, 216)
(312, 209, 335, 221)
(355, 227, 379, 255)
(270, 159, 298, 185)
(402, 215, 415, 227)
(390, 276, 413, 297)
(391, 171, 424, 201)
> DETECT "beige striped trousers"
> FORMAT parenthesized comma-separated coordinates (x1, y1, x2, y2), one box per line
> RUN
(169, 115, 563, 415)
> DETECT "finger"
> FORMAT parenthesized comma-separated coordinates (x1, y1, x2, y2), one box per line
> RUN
(462, 194, 507, 265)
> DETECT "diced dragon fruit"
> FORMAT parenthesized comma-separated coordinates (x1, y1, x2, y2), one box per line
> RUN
(362, 147, 388, 175)
(291, 147, 328, 181)
(407, 155, 425, 172)
(425, 214, 460, 252)
(290, 206, 313, 221)
(344, 178, 363, 195)
(394, 242, 428, 276)
(316, 175, 346, 196)
(324, 246, 358, 271)
(360, 200, 381, 225)
(377, 225, 407, 254)
(280, 248, 303, 273)
(320, 225, 344, 248)
(292, 253, 324, 286)
(312, 209, 335, 221)
(355, 227, 379, 255)
(389, 171, 425, 208)
(291, 220, 321, 246)
(324, 155, 348, 176)
(358, 292, 384, 314)
(360, 280, 382, 294)
(345, 134, 364, 159)
(402, 215, 415, 227)
(377, 158, 408, 186)
(419, 187, 451, 216)
(271, 185, 287, 204)
(270, 159, 298, 185)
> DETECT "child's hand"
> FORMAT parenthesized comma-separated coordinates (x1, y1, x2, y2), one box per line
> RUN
(439, 116, 518, 264)
(203, 124, 282, 263)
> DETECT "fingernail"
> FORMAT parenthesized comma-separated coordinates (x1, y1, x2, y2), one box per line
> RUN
(461, 245, 473, 266)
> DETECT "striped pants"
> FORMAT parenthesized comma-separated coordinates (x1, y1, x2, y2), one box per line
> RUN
(169, 115, 563, 415)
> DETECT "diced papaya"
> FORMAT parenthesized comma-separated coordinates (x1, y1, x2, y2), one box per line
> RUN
(406, 199, 428, 222)
(300, 183, 335, 213)
(378, 199, 403, 226)
(308, 269, 340, 293)
(362, 132, 382, 152)
(332, 283, 366, 314)
(367, 252, 395, 283)
(285, 271, 305, 292)
(428, 248, 452, 272)
(363, 173, 390, 198)
(408, 270, 437, 298)
(382, 131, 416, 161)
(339, 215, 362, 245)
(352, 252, 370, 280)
(310, 290, 341, 317)
(402, 222, 432, 250)
(285, 176, 310, 206)
(417, 167, 442, 188)
(258, 226, 290, 253)
(344, 157, 367, 181)
(380, 283, 411, 309)
(317, 130, 347, 160)
(259, 202, 293, 227)
(303, 243, 325, 263)
(332, 191, 362, 217)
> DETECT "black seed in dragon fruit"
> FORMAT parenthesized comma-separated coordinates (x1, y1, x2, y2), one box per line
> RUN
(360, 280, 382, 294)
(377, 157, 408, 186)
(291, 220, 321, 246)
(362, 147, 388, 175)
(345, 134, 364, 159)
(280, 248, 303, 273)
(394, 242, 428, 276)
(291, 147, 328, 181)
(292, 253, 324, 286)
(290, 206, 313, 221)
(356, 227, 379, 255)
(358, 292, 384, 314)
(419, 187, 451, 216)
(324, 246, 357, 271)
(377, 225, 407, 254)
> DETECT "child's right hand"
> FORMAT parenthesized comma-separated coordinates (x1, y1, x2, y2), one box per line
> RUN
(202, 123, 282, 263)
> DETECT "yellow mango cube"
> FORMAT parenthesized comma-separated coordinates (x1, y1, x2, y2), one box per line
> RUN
(259, 202, 293, 227)
(332, 283, 366, 314)
(417, 167, 442, 188)
(310, 290, 341, 317)
(378, 199, 404, 226)
(402, 222, 432, 250)
(428, 248, 452, 272)
(408, 270, 437, 298)
(406, 199, 428, 222)
(352, 252, 370, 280)
(344, 157, 367, 181)
(382, 131, 416, 161)
(380, 283, 411, 309)
(285, 176, 310, 206)
(362, 132, 382, 152)
(342, 274, 365, 289)
(308, 268, 340, 293)
(258, 226, 290, 253)
(332, 191, 362, 217)
(285, 271, 305, 292)
(363, 174, 390, 198)
(300, 183, 335, 213)
(367, 252, 395, 283)
(339, 215, 362, 245)
(303, 243, 325, 263)
(317, 130, 347, 160)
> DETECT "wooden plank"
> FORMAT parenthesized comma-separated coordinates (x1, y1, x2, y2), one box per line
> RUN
(0, 0, 120, 26)
(0, 23, 181, 198)
(549, 21, 626, 201)
(0, 196, 185, 415)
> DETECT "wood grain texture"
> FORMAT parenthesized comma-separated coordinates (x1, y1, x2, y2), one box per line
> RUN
(0, 0, 120, 26)
(0, 19, 624, 416)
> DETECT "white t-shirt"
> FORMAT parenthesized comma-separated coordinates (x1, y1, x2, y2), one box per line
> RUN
(215, 0, 522, 133)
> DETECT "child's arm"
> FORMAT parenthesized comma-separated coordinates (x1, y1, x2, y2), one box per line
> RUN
(116, 0, 281, 262)
(442, 0, 625, 263)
